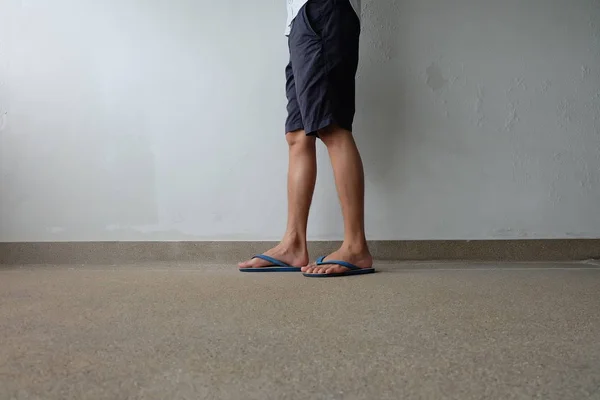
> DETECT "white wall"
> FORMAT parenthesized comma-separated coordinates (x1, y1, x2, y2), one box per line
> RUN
(1, 0, 599, 241)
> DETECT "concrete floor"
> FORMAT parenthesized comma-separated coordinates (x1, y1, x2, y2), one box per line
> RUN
(1, 262, 600, 400)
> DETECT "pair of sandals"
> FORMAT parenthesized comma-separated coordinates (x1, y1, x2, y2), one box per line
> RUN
(240, 254, 375, 278)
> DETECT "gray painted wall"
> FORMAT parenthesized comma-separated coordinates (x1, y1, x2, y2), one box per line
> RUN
(1, 0, 599, 241)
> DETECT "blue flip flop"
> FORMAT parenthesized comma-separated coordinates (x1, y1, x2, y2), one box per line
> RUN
(303, 256, 376, 278)
(239, 254, 302, 272)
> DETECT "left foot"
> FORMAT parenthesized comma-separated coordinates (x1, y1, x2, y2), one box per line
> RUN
(301, 247, 373, 275)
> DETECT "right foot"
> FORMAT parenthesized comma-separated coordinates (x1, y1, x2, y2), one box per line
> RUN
(238, 243, 309, 269)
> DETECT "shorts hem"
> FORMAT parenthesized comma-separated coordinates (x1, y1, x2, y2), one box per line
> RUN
(285, 125, 305, 134)
(305, 115, 336, 136)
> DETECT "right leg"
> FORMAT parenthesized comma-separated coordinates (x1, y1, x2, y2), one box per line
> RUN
(282, 130, 317, 252)
(239, 50, 317, 269)
(238, 131, 316, 269)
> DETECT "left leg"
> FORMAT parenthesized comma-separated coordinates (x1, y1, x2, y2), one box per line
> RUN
(295, 0, 371, 275)
(301, 125, 372, 275)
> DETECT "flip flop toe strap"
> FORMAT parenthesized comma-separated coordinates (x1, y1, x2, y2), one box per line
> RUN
(315, 256, 361, 271)
(252, 254, 294, 269)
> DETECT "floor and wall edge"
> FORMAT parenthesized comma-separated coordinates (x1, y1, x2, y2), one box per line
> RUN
(1, 240, 599, 264)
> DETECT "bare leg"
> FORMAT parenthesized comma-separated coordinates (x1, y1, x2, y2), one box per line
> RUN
(302, 125, 372, 274)
(239, 130, 317, 269)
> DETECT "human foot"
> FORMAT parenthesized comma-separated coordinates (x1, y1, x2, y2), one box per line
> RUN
(238, 243, 309, 270)
(301, 246, 373, 275)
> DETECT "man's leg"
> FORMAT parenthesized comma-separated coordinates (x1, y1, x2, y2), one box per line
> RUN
(239, 131, 316, 269)
(301, 125, 372, 274)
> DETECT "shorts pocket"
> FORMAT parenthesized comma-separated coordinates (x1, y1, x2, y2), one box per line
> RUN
(301, 2, 323, 38)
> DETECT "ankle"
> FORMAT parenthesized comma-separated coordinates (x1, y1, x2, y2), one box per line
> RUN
(281, 232, 307, 252)
(341, 239, 370, 256)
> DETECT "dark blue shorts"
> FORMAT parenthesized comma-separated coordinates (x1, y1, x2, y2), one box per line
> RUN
(285, 0, 361, 136)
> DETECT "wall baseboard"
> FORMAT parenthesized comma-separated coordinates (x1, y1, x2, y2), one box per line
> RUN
(1, 240, 599, 265)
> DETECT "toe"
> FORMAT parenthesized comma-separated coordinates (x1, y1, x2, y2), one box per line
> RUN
(239, 258, 267, 269)
(305, 264, 321, 273)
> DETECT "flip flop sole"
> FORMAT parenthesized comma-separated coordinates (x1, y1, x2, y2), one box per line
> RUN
(240, 267, 302, 273)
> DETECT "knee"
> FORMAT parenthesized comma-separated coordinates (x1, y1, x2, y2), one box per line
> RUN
(286, 130, 316, 150)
